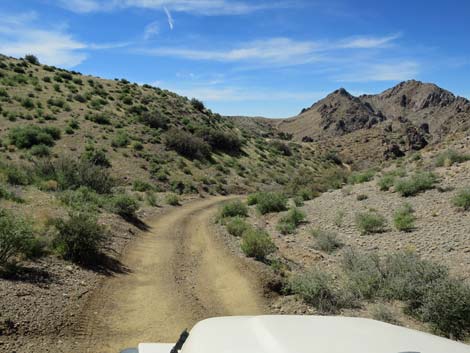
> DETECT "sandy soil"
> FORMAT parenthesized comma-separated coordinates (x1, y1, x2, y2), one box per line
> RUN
(77, 196, 267, 353)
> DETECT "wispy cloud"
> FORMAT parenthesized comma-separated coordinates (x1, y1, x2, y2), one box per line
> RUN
(339, 33, 402, 49)
(336, 61, 420, 82)
(144, 21, 160, 39)
(0, 11, 128, 67)
(57, 0, 292, 15)
(163, 7, 174, 30)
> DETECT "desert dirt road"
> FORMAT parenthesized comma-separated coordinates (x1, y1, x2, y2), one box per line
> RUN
(80, 196, 267, 353)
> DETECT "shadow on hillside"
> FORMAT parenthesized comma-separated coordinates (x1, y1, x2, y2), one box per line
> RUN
(0, 265, 55, 285)
(122, 215, 150, 231)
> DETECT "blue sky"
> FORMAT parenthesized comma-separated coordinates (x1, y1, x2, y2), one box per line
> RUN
(0, 0, 469, 117)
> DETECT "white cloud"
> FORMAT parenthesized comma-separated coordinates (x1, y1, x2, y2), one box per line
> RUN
(145, 38, 321, 66)
(337, 61, 420, 82)
(57, 0, 291, 15)
(144, 21, 160, 39)
(163, 7, 174, 30)
(339, 33, 401, 49)
(0, 12, 128, 67)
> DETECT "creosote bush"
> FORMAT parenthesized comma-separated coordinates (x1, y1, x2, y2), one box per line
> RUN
(241, 228, 276, 261)
(311, 229, 343, 253)
(53, 212, 108, 264)
(254, 192, 288, 215)
(220, 200, 248, 218)
(395, 172, 437, 197)
(225, 217, 251, 237)
(277, 208, 306, 234)
(355, 212, 387, 235)
(0, 210, 34, 267)
(451, 188, 470, 210)
(164, 128, 211, 160)
(393, 203, 416, 232)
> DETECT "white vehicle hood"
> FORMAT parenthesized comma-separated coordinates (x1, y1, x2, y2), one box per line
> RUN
(146, 315, 469, 353)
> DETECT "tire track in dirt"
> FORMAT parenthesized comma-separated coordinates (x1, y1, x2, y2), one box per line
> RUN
(80, 196, 266, 353)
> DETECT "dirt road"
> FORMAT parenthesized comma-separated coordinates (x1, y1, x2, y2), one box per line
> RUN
(80, 196, 266, 353)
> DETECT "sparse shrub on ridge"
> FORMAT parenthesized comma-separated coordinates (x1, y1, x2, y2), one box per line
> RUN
(355, 212, 387, 235)
(435, 149, 470, 167)
(395, 172, 437, 197)
(393, 203, 416, 232)
(226, 217, 251, 237)
(165, 193, 180, 206)
(277, 208, 306, 234)
(0, 210, 35, 267)
(196, 127, 242, 154)
(311, 229, 343, 253)
(348, 170, 375, 184)
(452, 188, 470, 210)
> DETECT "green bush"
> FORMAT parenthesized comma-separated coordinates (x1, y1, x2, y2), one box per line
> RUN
(371, 304, 398, 324)
(277, 208, 306, 234)
(110, 194, 139, 218)
(196, 127, 242, 153)
(30, 144, 51, 157)
(255, 192, 288, 214)
(164, 128, 211, 160)
(165, 193, 180, 206)
(139, 111, 169, 130)
(133, 180, 153, 192)
(24, 54, 40, 65)
(311, 229, 343, 253)
(393, 203, 416, 232)
(226, 217, 251, 237)
(435, 149, 470, 167)
(82, 150, 111, 168)
(220, 200, 248, 218)
(395, 172, 437, 197)
(287, 269, 345, 313)
(86, 112, 112, 125)
(355, 212, 387, 235)
(8, 125, 61, 149)
(112, 132, 129, 148)
(34, 157, 116, 194)
(0, 210, 34, 266)
(247, 192, 260, 205)
(452, 189, 470, 210)
(348, 170, 375, 184)
(3, 164, 32, 185)
(190, 98, 205, 112)
(53, 213, 108, 264)
(146, 191, 158, 207)
(60, 187, 104, 212)
(241, 228, 276, 261)
(377, 175, 396, 191)
(0, 184, 22, 202)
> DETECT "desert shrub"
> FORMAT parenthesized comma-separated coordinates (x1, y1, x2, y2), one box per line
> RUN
(356, 194, 368, 201)
(24, 54, 40, 65)
(378, 174, 396, 191)
(110, 194, 139, 218)
(133, 180, 153, 192)
(139, 111, 168, 130)
(435, 149, 470, 167)
(196, 128, 242, 153)
(277, 208, 306, 234)
(348, 170, 375, 184)
(241, 228, 276, 261)
(3, 164, 32, 185)
(30, 144, 51, 157)
(269, 140, 292, 156)
(0, 210, 34, 266)
(293, 196, 304, 207)
(395, 172, 437, 197)
(82, 150, 111, 168)
(311, 229, 343, 253)
(393, 203, 416, 232)
(52, 213, 108, 264)
(371, 304, 398, 324)
(451, 188, 470, 210)
(418, 277, 470, 339)
(60, 187, 104, 212)
(165, 193, 180, 206)
(226, 217, 251, 237)
(355, 212, 387, 235)
(112, 132, 129, 148)
(0, 184, 22, 202)
(164, 129, 211, 160)
(220, 200, 248, 218)
(190, 98, 205, 112)
(8, 125, 61, 149)
(287, 269, 345, 313)
(255, 192, 288, 214)
(146, 191, 158, 207)
(34, 157, 116, 194)
(247, 192, 260, 205)
(86, 112, 111, 125)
